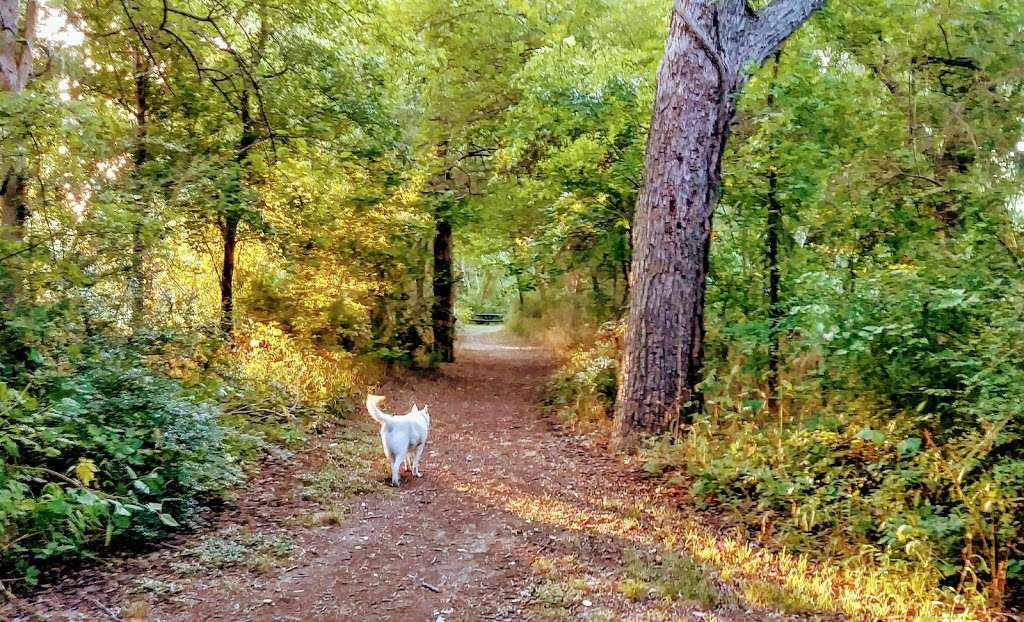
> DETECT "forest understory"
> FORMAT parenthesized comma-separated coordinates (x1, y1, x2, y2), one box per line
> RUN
(2, 329, 939, 622)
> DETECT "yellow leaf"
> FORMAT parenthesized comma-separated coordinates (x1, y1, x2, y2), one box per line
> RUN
(74, 458, 99, 487)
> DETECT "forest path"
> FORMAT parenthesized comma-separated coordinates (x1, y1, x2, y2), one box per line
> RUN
(13, 328, 833, 622)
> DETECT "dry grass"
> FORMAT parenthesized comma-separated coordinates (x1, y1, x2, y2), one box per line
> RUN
(232, 321, 371, 414)
(458, 474, 988, 621)
(506, 299, 598, 355)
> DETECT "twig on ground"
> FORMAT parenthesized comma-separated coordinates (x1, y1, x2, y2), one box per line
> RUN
(420, 581, 442, 593)
(87, 597, 126, 622)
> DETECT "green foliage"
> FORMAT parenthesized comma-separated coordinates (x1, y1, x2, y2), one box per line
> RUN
(457, 1, 665, 327)
(3, 0, 1023, 613)
(546, 322, 621, 431)
(0, 339, 242, 582)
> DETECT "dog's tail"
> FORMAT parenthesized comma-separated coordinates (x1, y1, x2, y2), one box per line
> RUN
(366, 394, 395, 424)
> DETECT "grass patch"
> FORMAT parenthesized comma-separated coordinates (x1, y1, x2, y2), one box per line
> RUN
(585, 610, 616, 622)
(300, 423, 384, 502)
(132, 577, 182, 596)
(618, 577, 649, 601)
(530, 579, 582, 620)
(622, 548, 720, 607)
(742, 579, 819, 614)
(181, 525, 295, 572)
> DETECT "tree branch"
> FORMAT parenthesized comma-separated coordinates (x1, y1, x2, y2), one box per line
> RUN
(923, 55, 980, 71)
(739, 0, 826, 68)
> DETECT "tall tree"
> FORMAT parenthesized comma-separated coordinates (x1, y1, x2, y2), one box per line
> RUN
(129, 47, 151, 327)
(764, 51, 783, 416)
(431, 211, 455, 361)
(611, 0, 825, 449)
(0, 0, 37, 303)
(407, 0, 540, 362)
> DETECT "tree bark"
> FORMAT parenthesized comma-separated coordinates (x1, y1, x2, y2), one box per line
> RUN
(765, 51, 783, 416)
(219, 211, 240, 336)
(431, 217, 455, 363)
(0, 0, 37, 308)
(220, 90, 257, 338)
(0, 0, 35, 93)
(129, 49, 149, 328)
(611, 0, 825, 451)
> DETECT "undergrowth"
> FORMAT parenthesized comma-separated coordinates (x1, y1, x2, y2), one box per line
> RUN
(546, 319, 1022, 617)
(546, 321, 621, 433)
(0, 319, 374, 585)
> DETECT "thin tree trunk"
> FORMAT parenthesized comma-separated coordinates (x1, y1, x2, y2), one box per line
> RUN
(611, 0, 825, 451)
(766, 169, 783, 415)
(431, 217, 455, 363)
(219, 212, 240, 336)
(129, 49, 149, 328)
(221, 90, 257, 338)
(765, 51, 783, 416)
(415, 242, 426, 301)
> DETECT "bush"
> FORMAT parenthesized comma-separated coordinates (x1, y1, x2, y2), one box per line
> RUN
(550, 301, 1023, 606)
(0, 318, 375, 584)
(0, 340, 242, 583)
(546, 321, 621, 432)
(218, 321, 367, 419)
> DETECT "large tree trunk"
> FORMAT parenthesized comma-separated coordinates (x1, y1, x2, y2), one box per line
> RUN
(0, 0, 34, 232)
(431, 217, 455, 363)
(0, 0, 37, 308)
(611, 0, 825, 451)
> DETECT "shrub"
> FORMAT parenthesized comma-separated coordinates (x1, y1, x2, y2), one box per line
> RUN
(0, 340, 242, 583)
(550, 304, 1023, 607)
(546, 321, 622, 432)
(218, 321, 368, 419)
(0, 318, 374, 583)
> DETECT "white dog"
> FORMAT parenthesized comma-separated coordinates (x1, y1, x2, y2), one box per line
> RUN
(366, 394, 430, 487)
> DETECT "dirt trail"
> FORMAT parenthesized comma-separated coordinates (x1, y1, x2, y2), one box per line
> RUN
(9, 328, 834, 622)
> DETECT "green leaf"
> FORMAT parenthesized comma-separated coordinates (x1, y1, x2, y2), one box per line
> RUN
(157, 513, 180, 527)
(897, 437, 922, 456)
(855, 428, 885, 445)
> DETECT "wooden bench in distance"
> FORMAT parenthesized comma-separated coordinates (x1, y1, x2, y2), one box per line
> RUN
(471, 313, 504, 324)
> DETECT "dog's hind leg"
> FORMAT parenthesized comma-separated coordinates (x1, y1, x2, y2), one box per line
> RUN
(411, 444, 425, 477)
(389, 452, 404, 487)
(381, 433, 393, 466)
